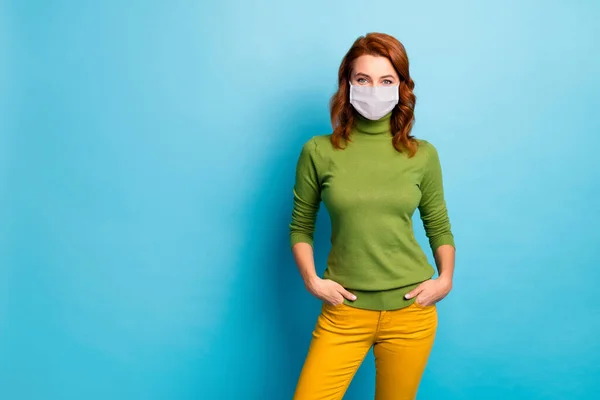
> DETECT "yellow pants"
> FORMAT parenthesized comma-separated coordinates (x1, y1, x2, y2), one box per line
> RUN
(293, 301, 438, 400)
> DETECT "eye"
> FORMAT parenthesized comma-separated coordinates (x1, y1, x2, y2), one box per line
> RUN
(383, 79, 394, 85)
(357, 77, 368, 84)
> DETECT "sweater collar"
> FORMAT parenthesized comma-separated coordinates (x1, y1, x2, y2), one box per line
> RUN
(353, 112, 393, 136)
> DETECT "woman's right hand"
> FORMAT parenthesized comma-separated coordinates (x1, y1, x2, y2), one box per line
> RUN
(305, 277, 357, 306)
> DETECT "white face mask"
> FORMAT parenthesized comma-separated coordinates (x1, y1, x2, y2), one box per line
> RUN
(349, 82, 399, 121)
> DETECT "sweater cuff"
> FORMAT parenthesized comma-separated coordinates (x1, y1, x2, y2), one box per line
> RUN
(290, 233, 314, 249)
(430, 234, 455, 252)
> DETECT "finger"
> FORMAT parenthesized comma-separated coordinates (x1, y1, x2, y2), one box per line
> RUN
(415, 296, 429, 306)
(404, 286, 423, 300)
(324, 296, 337, 305)
(327, 295, 344, 306)
(339, 288, 357, 301)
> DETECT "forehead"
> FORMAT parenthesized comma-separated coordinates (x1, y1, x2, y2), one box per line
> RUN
(352, 55, 398, 77)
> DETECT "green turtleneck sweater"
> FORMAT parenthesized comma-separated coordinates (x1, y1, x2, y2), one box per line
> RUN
(289, 112, 455, 311)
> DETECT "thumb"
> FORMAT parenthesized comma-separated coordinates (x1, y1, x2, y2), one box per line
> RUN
(404, 286, 423, 300)
(338, 287, 357, 301)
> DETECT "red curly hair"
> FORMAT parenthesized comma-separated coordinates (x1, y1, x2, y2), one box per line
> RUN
(330, 32, 418, 157)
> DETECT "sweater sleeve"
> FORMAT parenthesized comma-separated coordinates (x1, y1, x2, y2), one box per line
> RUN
(289, 137, 322, 248)
(418, 142, 455, 252)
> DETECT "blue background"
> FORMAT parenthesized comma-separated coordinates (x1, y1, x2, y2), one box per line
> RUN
(2, 1, 600, 399)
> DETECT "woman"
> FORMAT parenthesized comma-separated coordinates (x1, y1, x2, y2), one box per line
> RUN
(288, 32, 456, 400)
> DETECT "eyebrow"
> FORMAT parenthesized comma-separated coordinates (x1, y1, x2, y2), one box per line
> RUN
(354, 72, 397, 80)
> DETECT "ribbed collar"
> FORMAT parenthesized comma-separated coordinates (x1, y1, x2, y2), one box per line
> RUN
(353, 112, 393, 136)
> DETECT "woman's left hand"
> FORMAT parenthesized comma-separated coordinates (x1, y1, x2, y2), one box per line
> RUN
(404, 277, 452, 307)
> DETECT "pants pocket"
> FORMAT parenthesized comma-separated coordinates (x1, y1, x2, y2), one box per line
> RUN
(412, 299, 435, 309)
